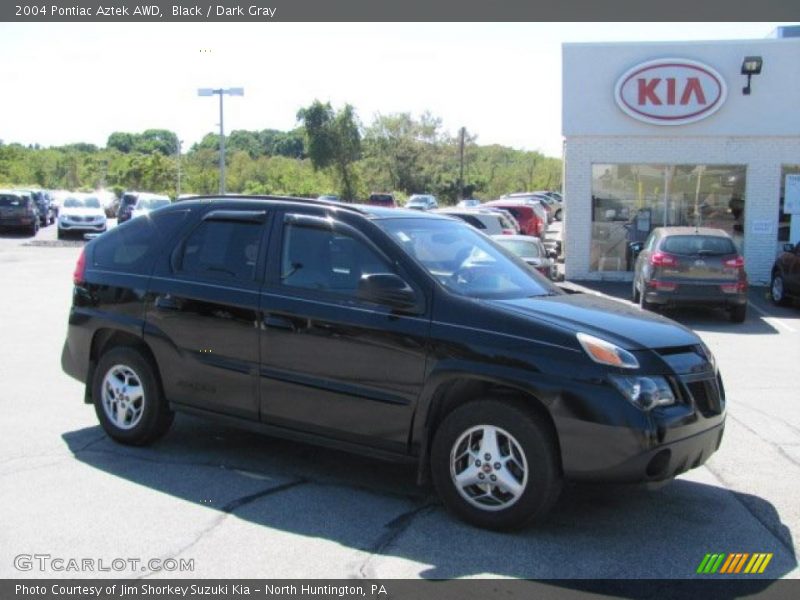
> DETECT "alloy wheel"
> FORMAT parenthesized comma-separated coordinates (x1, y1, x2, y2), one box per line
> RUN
(101, 364, 145, 430)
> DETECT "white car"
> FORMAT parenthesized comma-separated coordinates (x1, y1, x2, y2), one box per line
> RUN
(130, 194, 171, 219)
(493, 234, 557, 280)
(434, 208, 517, 236)
(406, 194, 438, 210)
(58, 194, 107, 239)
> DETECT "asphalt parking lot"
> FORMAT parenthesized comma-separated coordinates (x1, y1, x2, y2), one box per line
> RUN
(1, 221, 798, 581)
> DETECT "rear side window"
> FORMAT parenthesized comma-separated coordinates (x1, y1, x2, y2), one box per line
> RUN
(661, 235, 736, 256)
(0, 195, 24, 207)
(93, 211, 188, 274)
(178, 219, 262, 282)
(452, 214, 485, 230)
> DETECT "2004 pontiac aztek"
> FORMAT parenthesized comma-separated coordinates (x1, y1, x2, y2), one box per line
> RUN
(62, 196, 726, 530)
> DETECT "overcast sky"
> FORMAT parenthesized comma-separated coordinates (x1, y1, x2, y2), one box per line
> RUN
(0, 22, 792, 157)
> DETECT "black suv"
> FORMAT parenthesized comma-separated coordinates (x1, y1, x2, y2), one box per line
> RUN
(62, 196, 726, 530)
(116, 192, 139, 223)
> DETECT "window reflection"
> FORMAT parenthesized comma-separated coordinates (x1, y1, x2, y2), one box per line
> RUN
(591, 164, 746, 272)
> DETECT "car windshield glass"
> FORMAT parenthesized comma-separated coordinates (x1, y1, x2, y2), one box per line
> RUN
(662, 235, 736, 256)
(377, 218, 556, 299)
(137, 198, 169, 210)
(496, 239, 542, 258)
(83, 197, 101, 208)
(63, 197, 83, 208)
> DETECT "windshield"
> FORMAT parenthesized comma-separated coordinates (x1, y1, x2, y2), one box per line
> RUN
(495, 239, 543, 258)
(377, 218, 556, 299)
(137, 197, 170, 210)
(63, 197, 100, 208)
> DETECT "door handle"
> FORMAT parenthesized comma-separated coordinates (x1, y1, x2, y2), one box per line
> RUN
(155, 295, 180, 310)
(263, 315, 296, 332)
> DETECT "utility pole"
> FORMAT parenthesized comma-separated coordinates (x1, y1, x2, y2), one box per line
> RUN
(458, 127, 466, 201)
(198, 87, 244, 195)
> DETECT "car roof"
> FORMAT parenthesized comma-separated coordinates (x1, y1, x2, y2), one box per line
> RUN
(168, 195, 451, 221)
(493, 234, 543, 243)
(654, 226, 732, 238)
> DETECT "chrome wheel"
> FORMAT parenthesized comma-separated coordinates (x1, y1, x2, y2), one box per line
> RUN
(101, 364, 145, 430)
(449, 425, 529, 511)
(771, 275, 784, 303)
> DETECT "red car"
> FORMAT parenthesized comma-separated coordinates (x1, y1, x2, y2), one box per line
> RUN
(483, 200, 545, 238)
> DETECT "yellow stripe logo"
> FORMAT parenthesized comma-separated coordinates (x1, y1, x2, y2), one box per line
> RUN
(697, 552, 773, 574)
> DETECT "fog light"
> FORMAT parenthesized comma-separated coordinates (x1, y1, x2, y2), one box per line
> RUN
(609, 375, 676, 410)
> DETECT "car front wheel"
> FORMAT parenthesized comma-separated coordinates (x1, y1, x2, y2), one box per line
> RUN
(431, 399, 562, 530)
(771, 273, 789, 306)
(92, 346, 174, 446)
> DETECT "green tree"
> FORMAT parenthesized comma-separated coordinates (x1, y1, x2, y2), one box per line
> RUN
(297, 101, 362, 201)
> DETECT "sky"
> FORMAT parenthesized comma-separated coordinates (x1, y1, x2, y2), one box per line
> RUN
(0, 22, 793, 158)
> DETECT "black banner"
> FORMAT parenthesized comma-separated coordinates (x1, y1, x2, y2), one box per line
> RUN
(5, 579, 800, 600)
(2, 0, 799, 22)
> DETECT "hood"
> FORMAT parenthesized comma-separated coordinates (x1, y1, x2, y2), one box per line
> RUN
(61, 207, 105, 218)
(488, 292, 698, 351)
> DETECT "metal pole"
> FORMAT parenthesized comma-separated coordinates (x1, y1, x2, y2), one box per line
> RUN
(218, 91, 226, 195)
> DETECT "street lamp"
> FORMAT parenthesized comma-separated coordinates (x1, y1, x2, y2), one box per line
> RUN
(197, 87, 244, 194)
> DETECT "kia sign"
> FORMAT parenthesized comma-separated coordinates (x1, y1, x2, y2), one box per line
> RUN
(614, 58, 727, 126)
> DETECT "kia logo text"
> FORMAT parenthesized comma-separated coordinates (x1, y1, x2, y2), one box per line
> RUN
(615, 59, 727, 125)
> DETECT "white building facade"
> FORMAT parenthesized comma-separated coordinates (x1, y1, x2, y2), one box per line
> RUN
(562, 37, 800, 283)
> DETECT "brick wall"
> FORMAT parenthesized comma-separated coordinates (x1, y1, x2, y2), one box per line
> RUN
(563, 136, 800, 284)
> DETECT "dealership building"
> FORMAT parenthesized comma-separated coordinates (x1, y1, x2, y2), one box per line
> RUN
(562, 31, 800, 284)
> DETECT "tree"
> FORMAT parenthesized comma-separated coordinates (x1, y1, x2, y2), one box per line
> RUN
(107, 132, 135, 153)
(297, 101, 362, 201)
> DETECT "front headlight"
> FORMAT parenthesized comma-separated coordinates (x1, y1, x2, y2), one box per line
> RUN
(609, 375, 676, 410)
(577, 332, 639, 369)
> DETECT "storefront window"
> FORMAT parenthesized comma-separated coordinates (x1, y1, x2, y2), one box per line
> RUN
(590, 164, 746, 272)
(779, 166, 800, 243)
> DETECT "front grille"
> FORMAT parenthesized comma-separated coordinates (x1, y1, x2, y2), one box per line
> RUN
(685, 378, 723, 417)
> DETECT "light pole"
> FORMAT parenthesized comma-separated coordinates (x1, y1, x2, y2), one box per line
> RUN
(197, 87, 244, 194)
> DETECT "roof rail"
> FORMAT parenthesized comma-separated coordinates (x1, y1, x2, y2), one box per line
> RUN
(180, 194, 368, 215)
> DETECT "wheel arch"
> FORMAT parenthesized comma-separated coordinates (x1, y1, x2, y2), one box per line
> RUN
(87, 328, 163, 404)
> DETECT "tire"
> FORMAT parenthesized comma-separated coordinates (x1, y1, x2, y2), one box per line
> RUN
(29, 220, 38, 237)
(92, 346, 174, 446)
(57, 228, 64, 240)
(729, 304, 747, 323)
(555, 209, 562, 221)
(639, 283, 654, 311)
(430, 398, 562, 531)
(770, 272, 789, 306)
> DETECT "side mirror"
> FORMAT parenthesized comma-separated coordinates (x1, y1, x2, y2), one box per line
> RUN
(784, 243, 796, 253)
(357, 273, 417, 310)
(629, 241, 644, 256)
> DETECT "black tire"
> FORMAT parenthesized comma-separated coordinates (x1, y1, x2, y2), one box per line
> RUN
(29, 220, 38, 237)
(92, 346, 174, 446)
(430, 398, 562, 531)
(770, 272, 789, 307)
(729, 304, 747, 323)
(555, 209, 562, 221)
(639, 283, 654, 311)
(57, 228, 64, 240)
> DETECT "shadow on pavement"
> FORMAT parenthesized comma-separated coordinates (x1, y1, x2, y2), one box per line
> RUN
(62, 416, 797, 584)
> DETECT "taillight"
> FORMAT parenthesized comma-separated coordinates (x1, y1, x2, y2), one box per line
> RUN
(651, 252, 678, 267)
(73, 248, 86, 285)
(723, 256, 745, 269)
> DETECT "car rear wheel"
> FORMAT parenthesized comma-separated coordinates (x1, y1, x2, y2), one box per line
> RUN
(729, 304, 747, 323)
(92, 346, 174, 446)
(770, 273, 789, 306)
(638, 283, 654, 311)
(555, 209, 562, 221)
(431, 399, 561, 530)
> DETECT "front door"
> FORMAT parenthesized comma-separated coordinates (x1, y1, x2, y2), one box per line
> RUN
(258, 211, 429, 453)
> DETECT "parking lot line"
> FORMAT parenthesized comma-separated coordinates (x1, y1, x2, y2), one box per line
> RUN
(748, 301, 797, 333)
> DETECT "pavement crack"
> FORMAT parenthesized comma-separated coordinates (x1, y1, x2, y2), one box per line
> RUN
(356, 502, 437, 578)
(727, 412, 800, 469)
(137, 478, 309, 580)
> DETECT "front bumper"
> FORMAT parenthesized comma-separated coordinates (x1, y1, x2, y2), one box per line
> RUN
(58, 221, 106, 233)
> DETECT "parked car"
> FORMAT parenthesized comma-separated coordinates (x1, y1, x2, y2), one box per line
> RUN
(317, 194, 340, 202)
(367, 193, 396, 208)
(770, 241, 800, 306)
(531, 191, 564, 221)
(493, 235, 557, 280)
(62, 196, 726, 530)
(406, 194, 438, 211)
(16, 189, 53, 226)
(631, 227, 748, 322)
(131, 194, 171, 220)
(503, 193, 555, 224)
(483, 200, 545, 238)
(434, 208, 517, 235)
(457, 199, 482, 208)
(0, 189, 39, 235)
(58, 194, 107, 239)
(116, 191, 140, 223)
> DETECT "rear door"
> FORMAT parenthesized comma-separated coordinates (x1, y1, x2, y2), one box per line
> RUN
(257, 210, 429, 452)
(659, 235, 739, 283)
(145, 208, 270, 419)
